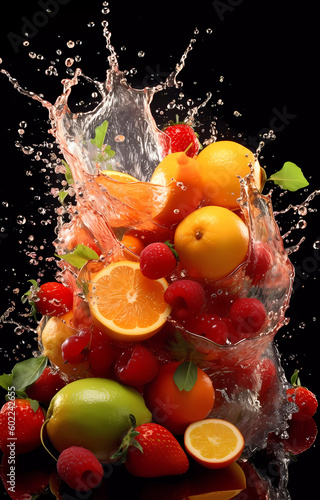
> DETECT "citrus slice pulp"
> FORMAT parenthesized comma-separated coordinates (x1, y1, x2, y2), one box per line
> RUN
(87, 260, 172, 341)
(101, 170, 139, 182)
(184, 418, 245, 469)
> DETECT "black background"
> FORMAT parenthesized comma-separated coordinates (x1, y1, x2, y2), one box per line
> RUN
(0, 1, 319, 498)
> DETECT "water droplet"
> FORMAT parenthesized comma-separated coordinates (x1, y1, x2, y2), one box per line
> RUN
(29, 52, 37, 59)
(56, 49, 62, 55)
(101, 7, 110, 14)
(87, 21, 95, 28)
(137, 51, 145, 58)
(23, 41, 30, 47)
(298, 205, 308, 216)
(121, 46, 126, 51)
(114, 135, 125, 142)
(16, 215, 26, 225)
(299, 322, 306, 329)
(296, 219, 307, 230)
(206, 28, 213, 34)
(67, 40, 75, 48)
(22, 146, 34, 155)
(313, 240, 320, 250)
(19, 121, 27, 128)
(65, 58, 74, 67)
(233, 110, 242, 117)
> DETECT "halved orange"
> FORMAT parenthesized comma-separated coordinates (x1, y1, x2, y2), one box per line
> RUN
(87, 260, 172, 341)
(184, 419, 245, 469)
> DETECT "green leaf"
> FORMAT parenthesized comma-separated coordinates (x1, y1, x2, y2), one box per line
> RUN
(268, 162, 309, 191)
(290, 369, 301, 387)
(61, 160, 74, 185)
(58, 188, 69, 205)
(90, 120, 109, 149)
(28, 399, 40, 412)
(55, 244, 99, 269)
(0, 373, 13, 392)
(173, 360, 198, 392)
(164, 241, 179, 262)
(12, 356, 48, 392)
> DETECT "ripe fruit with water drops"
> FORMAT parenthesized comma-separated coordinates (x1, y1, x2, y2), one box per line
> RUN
(121, 232, 145, 256)
(184, 418, 245, 469)
(140, 242, 178, 279)
(87, 260, 172, 342)
(197, 140, 262, 209)
(57, 446, 104, 492)
(0, 399, 46, 455)
(40, 311, 90, 377)
(45, 377, 152, 462)
(164, 279, 206, 321)
(151, 152, 203, 226)
(35, 282, 73, 317)
(174, 206, 249, 281)
(61, 327, 91, 365)
(228, 297, 267, 338)
(144, 361, 215, 434)
(162, 122, 200, 158)
(286, 370, 318, 420)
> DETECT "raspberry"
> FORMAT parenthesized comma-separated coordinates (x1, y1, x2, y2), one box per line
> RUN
(184, 313, 228, 345)
(164, 279, 205, 321)
(140, 242, 177, 279)
(57, 446, 103, 492)
(114, 344, 159, 386)
(256, 357, 277, 404)
(228, 297, 266, 338)
(246, 242, 273, 285)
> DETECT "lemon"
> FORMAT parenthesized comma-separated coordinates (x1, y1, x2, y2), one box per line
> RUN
(46, 378, 152, 462)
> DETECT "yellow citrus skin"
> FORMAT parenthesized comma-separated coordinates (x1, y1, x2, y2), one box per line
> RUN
(46, 378, 152, 462)
(174, 206, 249, 281)
(40, 311, 90, 377)
(197, 141, 261, 209)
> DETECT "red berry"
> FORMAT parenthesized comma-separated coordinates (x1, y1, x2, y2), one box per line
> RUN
(184, 313, 228, 345)
(114, 344, 159, 387)
(287, 386, 318, 420)
(88, 337, 114, 378)
(228, 297, 266, 338)
(26, 367, 66, 405)
(61, 328, 91, 365)
(57, 446, 103, 492)
(256, 357, 277, 403)
(164, 279, 205, 321)
(162, 123, 200, 158)
(36, 282, 73, 316)
(281, 418, 318, 455)
(246, 242, 273, 285)
(0, 399, 46, 455)
(140, 242, 177, 280)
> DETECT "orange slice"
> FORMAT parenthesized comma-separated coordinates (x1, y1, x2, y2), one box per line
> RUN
(184, 419, 245, 469)
(87, 260, 172, 341)
(101, 170, 139, 182)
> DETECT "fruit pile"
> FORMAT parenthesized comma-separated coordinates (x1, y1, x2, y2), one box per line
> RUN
(0, 126, 317, 497)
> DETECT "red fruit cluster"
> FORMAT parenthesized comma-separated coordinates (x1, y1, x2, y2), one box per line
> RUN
(140, 242, 177, 280)
(57, 446, 104, 492)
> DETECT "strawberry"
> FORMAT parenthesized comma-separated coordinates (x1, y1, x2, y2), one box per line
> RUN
(112, 418, 189, 478)
(140, 242, 178, 280)
(114, 344, 159, 387)
(26, 366, 66, 405)
(228, 297, 267, 339)
(0, 399, 46, 455)
(22, 280, 73, 318)
(162, 121, 200, 158)
(286, 370, 318, 420)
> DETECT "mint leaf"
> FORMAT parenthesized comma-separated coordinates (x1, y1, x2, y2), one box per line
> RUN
(56, 244, 99, 269)
(173, 360, 198, 392)
(62, 160, 74, 185)
(268, 162, 309, 191)
(12, 356, 48, 392)
(290, 369, 301, 387)
(91, 120, 109, 149)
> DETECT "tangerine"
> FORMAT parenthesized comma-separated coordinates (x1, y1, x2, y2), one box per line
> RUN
(150, 152, 203, 226)
(197, 140, 262, 209)
(144, 361, 215, 434)
(174, 205, 249, 281)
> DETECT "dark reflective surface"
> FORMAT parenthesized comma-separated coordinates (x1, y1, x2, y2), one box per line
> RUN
(0, 2, 319, 498)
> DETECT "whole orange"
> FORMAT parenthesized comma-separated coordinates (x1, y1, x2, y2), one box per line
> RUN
(144, 361, 215, 435)
(197, 140, 262, 209)
(150, 152, 203, 226)
(174, 206, 249, 281)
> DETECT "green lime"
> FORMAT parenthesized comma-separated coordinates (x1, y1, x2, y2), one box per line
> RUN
(46, 377, 152, 462)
